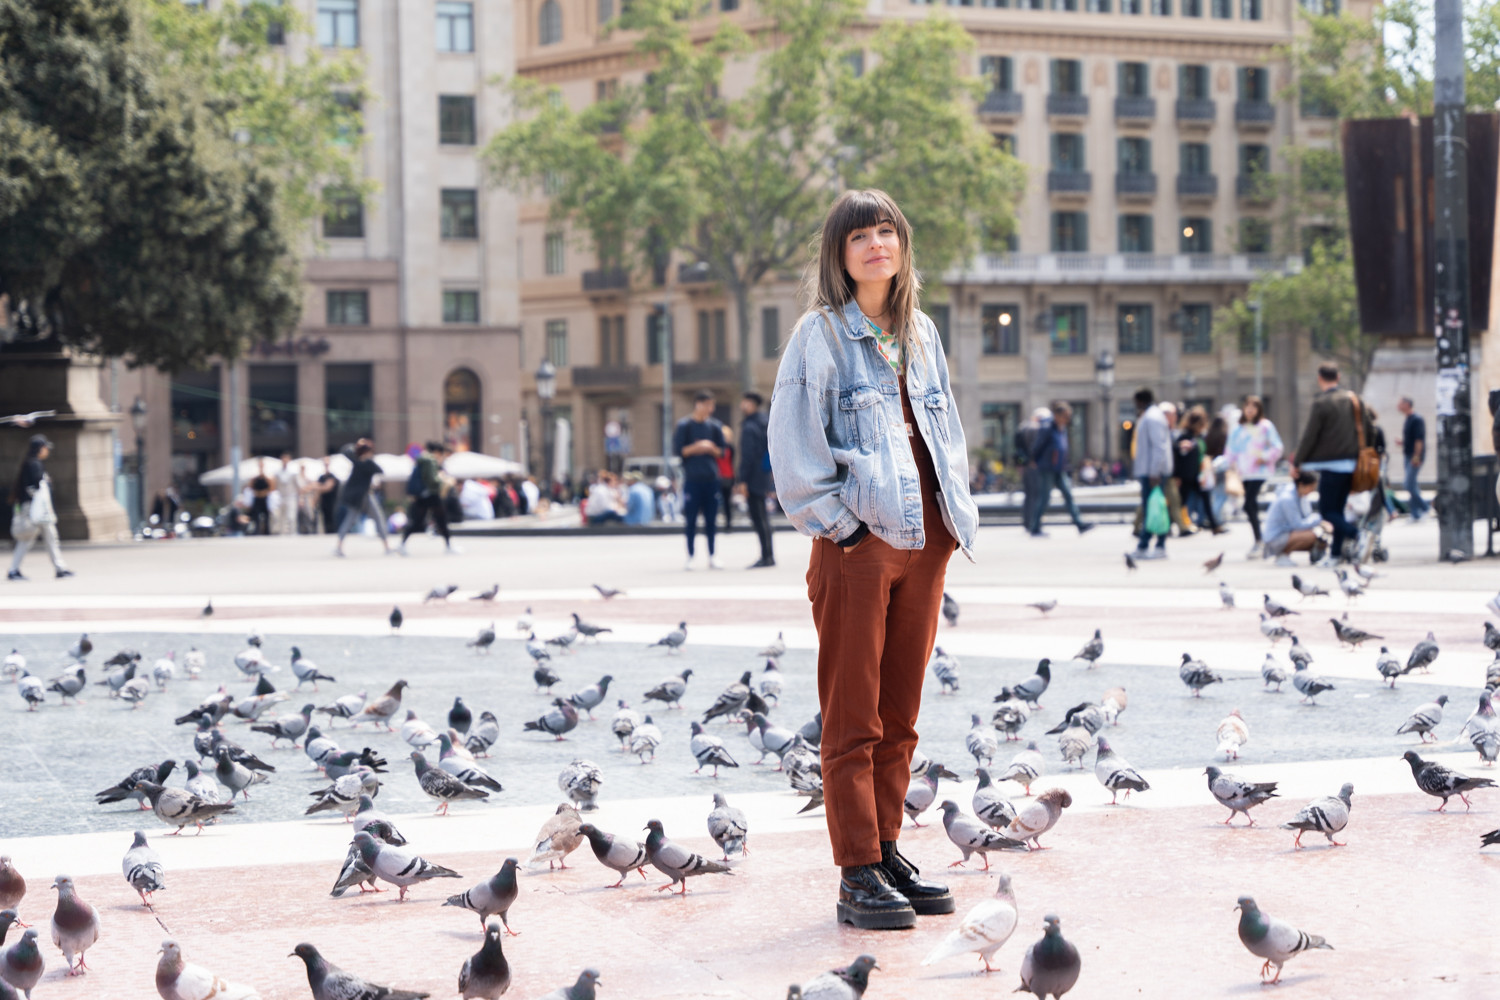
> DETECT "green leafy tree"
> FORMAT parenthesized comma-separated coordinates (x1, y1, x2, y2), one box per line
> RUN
(486, 0, 1024, 391)
(0, 0, 363, 370)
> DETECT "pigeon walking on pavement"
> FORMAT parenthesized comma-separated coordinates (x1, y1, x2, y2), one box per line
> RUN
(291, 943, 430, 1000)
(351, 830, 461, 901)
(155, 940, 261, 1000)
(1215, 709, 1249, 760)
(457, 922, 510, 1000)
(972, 768, 1018, 829)
(757, 632, 787, 659)
(137, 782, 237, 835)
(1235, 896, 1332, 985)
(48, 876, 99, 976)
(1461, 691, 1500, 765)
(942, 592, 960, 627)
(1374, 646, 1403, 687)
(567, 676, 614, 721)
(1259, 614, 1292, 644)
(467, 625, 496, 654)
(1281, 783, 1353, 848)
(1202, 552, 1224, 574)
(1204, 767, 1279, 826)
(1330, 617, 1381, 648)
(524, 699, 580, 741)
(904, 760, 959, 826)
(1218, 582, 1234, 610)
(1406, 631, 1440, 675)
(1291, 663, 1335, 705)
(411, 751, 489, 815)
(1402, 750, 1497, 811)
(1073, 630, 1103, 668)
(644, 819, 733, 894)
(689, 722, 739, 778)
(389, 607, 403, 634)
(558, 760, 603, 810)
(1015, 914, 1081, 999)
(536, 969, 601, 1000)
(996, 742, 1044, 796)
(648, 622, 689, 654)
(571, 613, 612, 642)
(1006, 788, 1071, 850)
(793, 954, 878, 1000)
(1178, 653, 1222, 697)
(938, 801, 1022, 869)
(1396, 695, 1449, 743)
(1094, 738, 1149, 804)
(707, 793, 750, 859)
(577, 824, 649, 888)
(121, 831, 165, 907)
(643, 669, 694, 710)
(966, 714, 1000, 766)
(527, 804, 584, 870)
(990, 690, 1030, 742)
(290, 648, 335, 690)
(1, 928, 43, 999)
(1263, 594, 1297, 618)
(929, 648, 960, 694)
(444, 859, 520, 933)
(1011, 660, 1051, 709)
(352, 680, 409, 731)
(701, 672, 754, 725)
(920, 874, 1017, 973)
(1260, 654, 1288, 692)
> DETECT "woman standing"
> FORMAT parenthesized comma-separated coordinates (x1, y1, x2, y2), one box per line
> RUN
(768, 190, 978, 930)
(275, 451, 303, 534)
(1226, 395, 1283, 558)
(248, 459, 273, 536)
(8, 434, 73, 580)
(1175, 406, 1224, 535)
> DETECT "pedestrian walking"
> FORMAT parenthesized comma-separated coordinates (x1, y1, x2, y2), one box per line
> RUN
(674, 390, 726, 569)
(768, 189, 978, 930)
(1263, 471, 1329, 566)
(1176, 406, 1225, 535)
(333, 440, 391, 556)
(1158, 401, 1194, 536)
(1292, 364, 1374, 564)
(1226, 395, 1283, 558)
(275, 451, 303, 535)
(248, 458, 273, 536)
(1130, 387, 1172, 559)
(1396, 396, 1429, 520)
(8, 434, 73, 580)
(1015, 408, 1048, 537)
(717, 426, 736, 532)
(737, 391, 776, 567)
(314, 458, 340, 533)
(400, 442, 458, 555)
(1026, 401, 1093, 537)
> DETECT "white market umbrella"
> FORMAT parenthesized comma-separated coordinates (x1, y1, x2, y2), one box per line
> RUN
(444, 451, 524, 479)
(198, 457, 283, 487)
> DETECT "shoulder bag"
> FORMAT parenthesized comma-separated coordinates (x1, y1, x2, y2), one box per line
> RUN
(1348, 393, 1381, 493)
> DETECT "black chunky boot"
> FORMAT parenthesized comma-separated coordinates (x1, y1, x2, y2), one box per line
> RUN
(878, 841, 955, 915)
(836, 864, 916, 929)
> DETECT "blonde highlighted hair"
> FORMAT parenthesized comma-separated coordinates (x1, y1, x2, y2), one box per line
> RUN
(804, 189, 923, 359)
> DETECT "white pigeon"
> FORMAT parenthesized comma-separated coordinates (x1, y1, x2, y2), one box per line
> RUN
(1215, 709, 1249, 760)
(3, 648, 26, 681)
(155, 940, 262, 1000)
(1219, 581, 1235, 609)
(920, 873, 1018, 973)
(151, 654, 177, 691)
(1100, 686, 1127, 726)
(400, 710, 440, 749)
(929, 647, 960, 694)
(121, 830, 165, 908)
(181, 647, 206, 679)
(997, 742, 1044, 796)
(515, 606, 534, 633)
(966, 714, 1000, 767)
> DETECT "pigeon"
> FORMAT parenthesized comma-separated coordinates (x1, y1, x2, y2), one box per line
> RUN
(702, 671, 753, 724)
(352, 830, 461, 901)
(904, 760, 960, 826)
(1282, 782, 1353, 848)
(411, 751, 489, 815)
(991, 690, 1030, 741)
(966, 714, 1000, 766)
(545, 632, 576, 656)
(1044, 703, 1104, 737)
(707, 792, 749, 859)
(353, 680, 409, 730)
(466, 711, 501, 757)
(231, 647, 267, 679)
(628, 715, 663, 762)
(1291, 574, 1328, 599)
(644, 819, 732, 894)
(758, 632, 787, 659)
(48, 876, 99, 976)
(138, 782, 236, 835)
(457, 923, 510, 1000)
(306, 771, 375, 819)
(1462, 691, 1500, 765)
(971, 769, 1018, 830)
(1291, 662, 1335, 705)
(1012, 659, 1051, 708)
(246, 633, 263, 649)
(120, 675, 152, 708)
(1, 928, 43, 999)
(514, 607, 533, 633)
(389, 606, 403, 633)
(304, 726, 342, 769)
(1486, 620, 1500, 654)
(252, 704, 315, 748)
(67, 633, 92, 660)
(46, 666, 86, 704)
(1015, 914, 1081, 999)
(929, 648, 960, 694)
(567, 675, 614, 720)
(1027, 599, 1057, 615)
(1101, 687, 1127, 726)
(942, 591, 960, 626)
(1178, 653, 1222, 697)
(121, 830, 165, 907)
(1258, 614, 1292, 644)
(96, 660, 138, 698)
(96, 760, 178, 810)
(996, 742, 1044, 796)
(750, 712, 797, 767)
(1407, 631, 1440, 675)
(424, 584, 459, 603)
(795, 955, 878, 1000)
(471, 584, 500, 601)
(1287, 635, 1313, 671)
(690, 722, 740, 777)
(151, 654, 177, 691)
(1235, 896, 1332, 985)
(558, 759, 603, 810)
(570, 613, 612, 642)
(322, 748, 387, 783)
(1073, 629, 1103, 668)
(524, 698, 579, 740)
(1204, 766, 1279, 826)
(1260, 654, 1288, 692)
(609, 701, 640, 750)
(593, 583, 624, 599)
(101, 648, 141, 668)
(644, 668, 693, 709)
(1330, 617, 1381, 647)
(939, 800, 1022, 869)
(1483, 829, 1500, 850)
(535, 969, 601, 1000)
(1124, 552, 1137, 572)
(444, 859, 520, 933)
(921, 873, 1017, 973)
(330, 818, 405, 897)
(1006, 788, 1071, 850)
(0, 856, 25, 916)
(577, 823, 649, 888)
(1, 649, 23, 682)
(467, 625, 496, 654)
(1396, 695, 1449, 743)
(230, 675, 288, 721)
(1094, 737, 1148, 804)
(1056, 725, 1093, 771)
(1218, 582, 1234, 609)
(758, 660, 784, 704)
(527, 803, 584, 870)
(1215, 709, 1249, 760)
(1403, 750, 1497, 811)
(649, 621, 688, 653)
(155, 939, 261, 1000)
(799, 711, 823, 747)
(289, 647, 335, 690)
(782, 734, 820, 784)
(214, 746, 269, 800)
(1203, 552, 1224, 573)
(1333, 568, 1365, 600)
(316, 691, 366, 725)
(1263, 593, 1297, 618)
(533, 663, 561, 692)
(291, 943, 429, 1000)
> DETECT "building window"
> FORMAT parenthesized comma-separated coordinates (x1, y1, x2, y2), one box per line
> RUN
(266, 0, 286, 45)
(1119, 214, 1154, 252)
(435, 2, 473, 52)
(1050, 0, 1078, 10)
(697, 309, 727, 361)
(322, 189, 364, 238)
(539, 0, 562, 44)
(317, 0, 358, 47)
(544, 232, 565, 274)
(1242, 0, 1261, 18)
(598, 315, 626, 365)
(439, 96, 476, 145)
(249, 364, 298, 456)
(1239, 143, 1271, 178)
(844, 51, 865, 77)
(1182, 0, 1202, 14)
(1118, 304, 1153, 354)
(1120, 0, 1141, 11)
(1051, 211, 1088, 252)
(1118, 137, 1151, 175)
(1118, 62, 1149, 98)
(761, 307, 781, 359)
(1180, 142, 1211, 176)
(1150, 0, 1170, 13)
(443, 290, 480, 324)
(1240, 218, 1272, 253)
(1085, 0, 1110, 9)
(170, 367, 222, 498)
(444, 368, 480, 452)
(1051, 304, 1087, 355)
(721, 0, 739, 8)
(981, 402, 1022, 464)
(326, 290, 369, 326)
(331, 92, 362, 146)
(598, 0, 613, 21)
(981, 304, 1020, 355)
(1180, 217, 1212, 253)
(994, 133, 1016, 156)
(980, 55, 1014, 94)
(1180, 304, 1214, 354)
(1239, 67, 1268, 102)
(1051, 59, 1082, 95)
(1302, 0, 1339, 11)
(545, 320, 568, 368)
(1051, 133, 1085, 172)
(1211, 0, 1231, 15)
(927, 304, 951, 352)
(1180, 65, 1209, 101)
(647, 309, 667, 364)
(325, 363, 373, 451)
(440, 189, 478, 239)
(543, 171, 564, 197)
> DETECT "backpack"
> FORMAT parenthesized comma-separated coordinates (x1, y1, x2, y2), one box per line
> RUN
(405, 463, 424, 498)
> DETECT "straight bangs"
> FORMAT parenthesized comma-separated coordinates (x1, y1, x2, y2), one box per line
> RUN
(804, 189, 923, 358)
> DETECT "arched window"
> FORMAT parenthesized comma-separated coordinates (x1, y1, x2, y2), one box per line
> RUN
(539, 0, 562, 44)
(444, 368, 481, 452)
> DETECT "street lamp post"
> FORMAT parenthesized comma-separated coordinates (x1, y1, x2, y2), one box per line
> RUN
(1094, 348, 1115, 466)
(535, 359, 557, 500)
(130, 397, 147, 532)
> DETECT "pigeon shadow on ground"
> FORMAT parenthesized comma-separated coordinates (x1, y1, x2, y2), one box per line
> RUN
(921, 968, 1010, 981)
(1224, 972, 1325, 992)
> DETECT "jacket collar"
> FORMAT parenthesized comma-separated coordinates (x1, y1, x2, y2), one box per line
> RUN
(836, 298, 873, 340)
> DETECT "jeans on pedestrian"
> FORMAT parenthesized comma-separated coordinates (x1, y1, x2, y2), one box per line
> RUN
(249, 496, 270, 535)
(1020, 465, 1040, 534)
(681, 478, 719, 557)
(1135, 477, 1166, 551)
(1403, 461, 1429, 518)
(1317, 470, 1356, 558)
(336, 494, 389, 543)
(746, 490, 775, 562)
(9, 521, 68, 574)
(1030, 469, 1085, 531)
(1243, 479, 1264, 542)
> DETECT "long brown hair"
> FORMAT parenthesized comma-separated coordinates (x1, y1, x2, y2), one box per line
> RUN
(1240, 395, 1264, 424)
(805, 189, 922, 355)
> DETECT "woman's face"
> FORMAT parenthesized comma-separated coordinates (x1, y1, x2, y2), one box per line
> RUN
(37, 446, 50, 461)
(1245, 402, 1262, 423)
(842, 218, 901, 290)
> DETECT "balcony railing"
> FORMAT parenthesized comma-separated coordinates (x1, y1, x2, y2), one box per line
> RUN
(672, 361, 739, 383)
(677, 261, 713, 284)
(950, 252, 1302, 285)
(1176, 173, 1218, 197)
(980, 91, 1023, 116)
(1115, 172, 1157, 195)
(581, 268, 629, 293)
(1236, 174, 1273, 200)
(571, 365, 642, 389)
(1046, 94, 1089, 117)
(1175, 98, 1216, 122)
(1114, 96, 1156, 120)
(1048, 171, 1092, 193)
(1235, 100, 1275, 126)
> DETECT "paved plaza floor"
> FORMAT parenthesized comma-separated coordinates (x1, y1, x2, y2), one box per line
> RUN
(2, 518, 1499, 998)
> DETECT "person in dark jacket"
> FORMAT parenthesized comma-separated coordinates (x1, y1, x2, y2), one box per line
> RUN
(737, 392, 776, 567)
(673, 390, 726, 569)
(1292, 364, 1374, 563)
(333, 440, 391, 556)
(400, 442, 456, 555)
(8, 434, 73, 580)
(1026, 401, 1093, 536)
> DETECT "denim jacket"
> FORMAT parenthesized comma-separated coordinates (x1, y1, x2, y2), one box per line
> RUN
(767, 298, 978, 561)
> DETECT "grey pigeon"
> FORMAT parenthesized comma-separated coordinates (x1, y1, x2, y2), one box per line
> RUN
(628, 715, 662, 762)
(48, 875, 99, 976)
(523, 698, 579, 740)
(1403, 750, 1497, 811)
(648, 621, 688, 653)
(991, 691, 1029, 742)
(291, 942, 429, 1000)
(1330, 617, 1380, 647)
(352, 796, 406, 844)
(1015, 914, 1081, 998)
(1093, 737, 1148, 804)
(643, 669, 693, 708)
(758, 660, 784, 703)
(0, 856, 25, 914)
(1287, 635, 1313, 671)
(707, 792, 749, 859)
(1485, 620, 1500, 653)
(316, 691, 366, 726)
(304, 727, 342, 769)
(470, 583, 500, 601)
(252, 703, 314, 748)
(533, 663, 561, 693)
(1045, 703, 1103, 737)
(577, 823, 649, 888)
(701, 671, 753, 725)
(545, 627, 579, 653)
(1262, 593, 1297, 618)
(558, 759, 603, 810)
(749, 712, 797, 767)
(1291, 662, 1334, 705)
(290, 647, 335, 689)
(389, 606, 403, 633)
(1461, 691, 1500, 765)
(939, 800, 1022, 869)
(1178, 653, 1222, 697)
(46, 666, 86, 704)
(424, 584, 458, 603)
(525, 632, 551, 665)
(535, 969, 601, 1000)
(444, 859, 520, 933)
(1281, 783, 1353, 848)
(1396, 695, 1448, 743)
(1259, 614, 1292, 644)
(330, 819, 404, 897)
(1006, 788, 1071, 850)
(1012, 659, 1050, 708)
(570, 612, 612, 641)
(1235, 896, 1332, 985)
(996, 742, 1043, 796)
(1073, 629, 1103, 667)
(1219, 582, 1235, 609)
(448, 698, 473, 734)
(796, 954, 878, 1000)
(96, 660, 138, 698)
(798, 711, 823, 747)
(690, 722, 739, 777)
(438, 735, 502, 792)
(566, 675, 614, 720)
(644, 819, 733, 894)
(466, 626, 496, 654)
(214, 745, 269, 800)
(121, 675, 151, 708)
(411, 751, 489, 815)
(966, 714, 999, 766)
(1291, 574, 1328, 599)
(137, 782, 236, 835)
(1056, 725, 1093, 771)
(466, 711, 501, 757)
(758, 632, 787, 659)
(1, 928, 43, 998)
(942, 591, 960, 626)
(1027, 599, 1057, 615)
(155, 939, 261, 1000)
(1374, 646, 1402, 687)
(67, 633, 92, 660)
(527, 803, 584, 870)
(352, 830, 461, 901)
(1407, 631, 1440, 674)
(1333, 568, 1365, 600)
(1204, 766, 1279, 826)
(121, 830, 165, 907)
(929, 648, 960, 694)
(1260, 654, 1287, 692)
(457, 922, 510, 1000)
(96, 760, 177, 810)
(305, 771, 375, 819)
(904, 760, 959, 826)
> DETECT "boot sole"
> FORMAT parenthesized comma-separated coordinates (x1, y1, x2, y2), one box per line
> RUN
(906, 893, 956, 915)
(836, 901, 916, 930)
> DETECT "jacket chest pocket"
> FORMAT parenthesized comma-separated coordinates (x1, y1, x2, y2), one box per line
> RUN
(922, 391, 951, 444)
(838, 386, 885, 449)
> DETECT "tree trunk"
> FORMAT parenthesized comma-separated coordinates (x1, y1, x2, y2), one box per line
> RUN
(732, 280, 755, 394)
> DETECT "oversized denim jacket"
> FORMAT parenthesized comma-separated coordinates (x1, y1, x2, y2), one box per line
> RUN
(767, 298, 979, 561)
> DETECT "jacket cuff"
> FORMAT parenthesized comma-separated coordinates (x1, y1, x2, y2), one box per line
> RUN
(836, 522, 869, 549)
(828, 508, 861, 543)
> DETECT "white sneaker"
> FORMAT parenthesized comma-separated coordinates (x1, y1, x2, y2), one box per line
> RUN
(708, 556, 724, 570)
(1313, 555, 1338, 569)
(445, 544, 463, 555)
(1246, 543, 1263, 559)
(397, 544, 408, 557)
(685, 557, 696, 571)
(1274, 555, 1295, 567)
